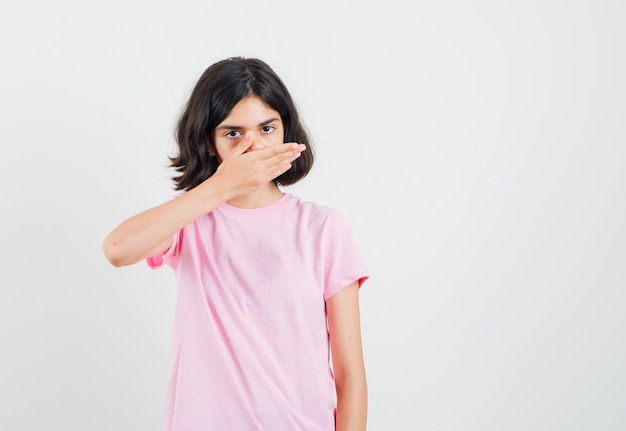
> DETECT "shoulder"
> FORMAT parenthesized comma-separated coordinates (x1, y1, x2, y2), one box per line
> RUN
(285, 194, 352, 233)
(286, 193, 342, 220)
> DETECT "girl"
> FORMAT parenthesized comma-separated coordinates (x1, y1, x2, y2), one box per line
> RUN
(103, 57, 369, 431)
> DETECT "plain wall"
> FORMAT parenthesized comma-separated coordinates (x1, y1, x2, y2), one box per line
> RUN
(1, 0, 625, 430)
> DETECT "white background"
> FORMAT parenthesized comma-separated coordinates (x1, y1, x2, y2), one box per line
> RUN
(1, 1, 625, 430)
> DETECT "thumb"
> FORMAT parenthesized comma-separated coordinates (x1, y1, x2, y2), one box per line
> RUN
(231, 132, 253, 158)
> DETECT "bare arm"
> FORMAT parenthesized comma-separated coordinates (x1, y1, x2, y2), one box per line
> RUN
(327, 281, 367, 431)
(102, 182, 225, 267)
(102, 137, 305, 267)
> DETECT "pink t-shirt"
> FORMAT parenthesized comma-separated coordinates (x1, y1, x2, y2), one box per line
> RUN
(147, 193, 368, 431)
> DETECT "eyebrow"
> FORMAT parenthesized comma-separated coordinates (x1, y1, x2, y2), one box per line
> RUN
(216, 118, 280, 131)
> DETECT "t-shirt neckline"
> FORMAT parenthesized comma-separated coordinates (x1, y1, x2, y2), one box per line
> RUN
(219, 193, 292, 215)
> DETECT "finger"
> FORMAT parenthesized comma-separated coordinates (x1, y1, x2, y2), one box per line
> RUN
(264, 157, 295, 180)
(265, 146, 304, 173)
(228, 132, 254, 159)
(258, 143, 306, 161)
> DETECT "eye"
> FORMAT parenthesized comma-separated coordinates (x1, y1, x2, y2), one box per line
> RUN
(261, 125, 275, 133)
(225, 130, 241, 138)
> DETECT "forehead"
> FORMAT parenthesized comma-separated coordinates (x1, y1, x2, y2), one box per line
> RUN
(220, 96, 281, 124)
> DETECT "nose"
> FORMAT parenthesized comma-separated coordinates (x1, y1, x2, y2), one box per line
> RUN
(245, 131, 267, 152)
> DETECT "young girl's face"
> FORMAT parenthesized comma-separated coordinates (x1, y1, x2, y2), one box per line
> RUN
(213, 95, 285, 162)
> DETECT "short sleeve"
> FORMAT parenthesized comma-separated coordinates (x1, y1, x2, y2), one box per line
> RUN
(323, 211, 369, 301)
(145, 192, 185, 270)
(146, 230, 181, 269)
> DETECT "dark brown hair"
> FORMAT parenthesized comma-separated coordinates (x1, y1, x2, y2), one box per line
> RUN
(170, 57, 314, 191)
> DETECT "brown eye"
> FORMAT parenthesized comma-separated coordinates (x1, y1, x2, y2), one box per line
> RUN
(261, 125, 275, 133)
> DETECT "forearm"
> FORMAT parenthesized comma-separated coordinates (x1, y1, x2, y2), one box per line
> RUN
(335, 372, 367, 431)
(103, 177, 229, 267)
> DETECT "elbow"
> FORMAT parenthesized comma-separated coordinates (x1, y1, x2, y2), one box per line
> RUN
(102, 235, 129, 267)
(335, 369, 367, 392)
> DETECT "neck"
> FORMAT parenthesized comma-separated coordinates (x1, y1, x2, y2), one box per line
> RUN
(226, 183, 284, 209)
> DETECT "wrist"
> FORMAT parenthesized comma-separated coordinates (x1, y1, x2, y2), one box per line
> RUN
(197, 174, 233, 207)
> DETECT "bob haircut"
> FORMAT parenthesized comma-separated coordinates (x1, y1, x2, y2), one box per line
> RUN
(170, 57, 314, 191)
